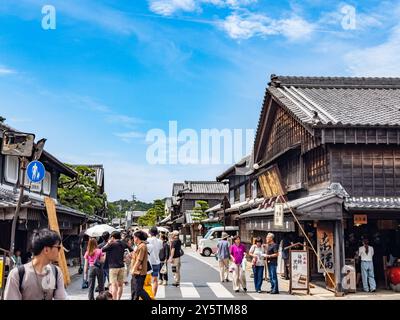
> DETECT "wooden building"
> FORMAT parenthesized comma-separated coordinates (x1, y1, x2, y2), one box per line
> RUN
(0, 122, 100, 264)
(223, 75, 400, 291)
(168, 181, 228, 244)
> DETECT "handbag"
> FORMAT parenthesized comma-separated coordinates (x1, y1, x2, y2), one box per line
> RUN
(160, 264, 167, 274)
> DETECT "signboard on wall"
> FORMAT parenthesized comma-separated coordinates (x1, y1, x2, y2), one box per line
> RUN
(290, 250, 310, 294)
(354, 214, 367, 225)
(317, 222, 335, 273)
(258, 164, 286, 198)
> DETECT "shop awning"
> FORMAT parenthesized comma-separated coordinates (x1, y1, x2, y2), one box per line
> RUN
(240, 189, 345, 221)
(159, 214, 171, 225)
(345, 197, 400, 210)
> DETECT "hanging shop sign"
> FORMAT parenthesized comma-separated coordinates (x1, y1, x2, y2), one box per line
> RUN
(274, 202, 284, 227)
(258, 164, 287, 198)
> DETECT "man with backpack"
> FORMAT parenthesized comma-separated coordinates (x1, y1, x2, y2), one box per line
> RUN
(4, 228, 66, 300)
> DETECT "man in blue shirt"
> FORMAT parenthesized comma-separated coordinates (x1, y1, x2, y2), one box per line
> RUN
(217, 232, 231, 282)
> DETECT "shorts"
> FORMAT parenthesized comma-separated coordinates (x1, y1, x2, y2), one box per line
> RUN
(109, 267, 125, 283)
(151, 264, 161, 277)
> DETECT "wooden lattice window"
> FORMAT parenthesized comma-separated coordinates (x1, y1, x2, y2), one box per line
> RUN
(307, 147, 329, 185)
(266, 107, 306, 161)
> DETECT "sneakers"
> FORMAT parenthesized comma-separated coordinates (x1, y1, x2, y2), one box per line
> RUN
(173, 283, 180, 287)
(158, 280, 163, 285)
(234, 290, 239, 293)
(225, 279, 230, 282)
(243, 288, 247, 292)
(162, 280, 167, 286)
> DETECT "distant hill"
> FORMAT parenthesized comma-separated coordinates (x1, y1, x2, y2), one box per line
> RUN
(110, 199, 153, 213)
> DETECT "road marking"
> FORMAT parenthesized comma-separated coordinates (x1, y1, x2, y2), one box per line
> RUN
(156, 285, 165, 299)
(180, 282, 200, 298)
(207, 282, 234, 298)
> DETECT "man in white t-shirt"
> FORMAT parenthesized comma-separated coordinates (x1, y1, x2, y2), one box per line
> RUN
(147, 226, 163, 297)
(358, 239, 376, 293)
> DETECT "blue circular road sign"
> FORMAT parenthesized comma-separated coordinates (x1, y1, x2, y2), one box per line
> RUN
(26, 160, 46, 183)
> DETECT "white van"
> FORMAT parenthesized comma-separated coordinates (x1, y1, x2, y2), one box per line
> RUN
(198, 226, 239, 257)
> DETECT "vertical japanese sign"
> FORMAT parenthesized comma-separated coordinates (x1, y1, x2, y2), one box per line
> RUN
(317, 222, 335, 274)
(274, 202, 284, 227)
(290, 250, 309, 293)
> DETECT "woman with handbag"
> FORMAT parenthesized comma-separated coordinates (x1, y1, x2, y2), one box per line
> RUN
(159, 234, 170, 285)
(84, 238, 105, 300)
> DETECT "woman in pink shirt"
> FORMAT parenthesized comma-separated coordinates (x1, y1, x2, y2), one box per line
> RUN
(229, 235, 247, 293)
(84, 238, 105, 300)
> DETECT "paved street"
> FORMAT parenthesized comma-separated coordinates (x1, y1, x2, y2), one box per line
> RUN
(66, 246, 400, 300)
(67, 248, 254, 300)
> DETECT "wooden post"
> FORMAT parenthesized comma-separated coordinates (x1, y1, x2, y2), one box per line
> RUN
(44, 197, 71, 286)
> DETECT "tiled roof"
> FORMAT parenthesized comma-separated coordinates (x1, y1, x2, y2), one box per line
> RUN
(345, 197, 400, 209)
(183, 181, 228, 194)
(267, 75, 400, 126)
(0, 186, 87, 218)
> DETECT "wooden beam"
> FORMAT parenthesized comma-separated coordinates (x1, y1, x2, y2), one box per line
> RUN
(44, 197, 71, 287)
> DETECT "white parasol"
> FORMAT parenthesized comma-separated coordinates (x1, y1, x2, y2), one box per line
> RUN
(157, 226, 170, 234)
(85, 224, 116, 238)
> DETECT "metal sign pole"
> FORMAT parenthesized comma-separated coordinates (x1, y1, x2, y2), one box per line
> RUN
(9, 157, 27, 256)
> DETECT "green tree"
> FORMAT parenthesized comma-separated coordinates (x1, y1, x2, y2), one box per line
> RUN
(58, 165, 106, 216)
(192, 200, 209, 222)
(138, 199, 166, 227)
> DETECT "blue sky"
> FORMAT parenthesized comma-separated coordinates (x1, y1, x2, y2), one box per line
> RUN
(1, 0, 399, 202)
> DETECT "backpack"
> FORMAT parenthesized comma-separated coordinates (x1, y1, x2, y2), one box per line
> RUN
(18, 264, 58, 294)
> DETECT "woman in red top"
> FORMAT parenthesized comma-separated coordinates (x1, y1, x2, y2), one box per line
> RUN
(84, 238, 105, 300)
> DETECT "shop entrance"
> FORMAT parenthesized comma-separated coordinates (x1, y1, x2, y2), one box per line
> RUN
(345, 217, 400, 289)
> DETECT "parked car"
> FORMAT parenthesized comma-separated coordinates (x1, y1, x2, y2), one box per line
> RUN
(198, 226, 239, 257)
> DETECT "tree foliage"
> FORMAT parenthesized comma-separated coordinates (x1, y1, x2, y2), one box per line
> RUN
(192, 200, 209, 222)
(58, 165, 106, 216)
(138, 199, 166, 227)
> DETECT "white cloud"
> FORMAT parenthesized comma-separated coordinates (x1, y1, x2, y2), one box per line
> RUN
(219, 11, 314, 40)
(106, 114, 144, 126)
(202, 0, 257, 8)
(345, 25, 400, 76)
(277, 16, 315, 40)
(149, 0, 197, 16)
(114, 131, 145, 143)
(148, 0, 257, 16)
(0, 66, 16, 75)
